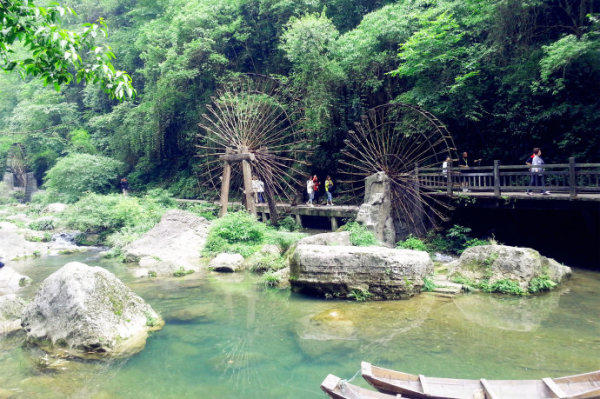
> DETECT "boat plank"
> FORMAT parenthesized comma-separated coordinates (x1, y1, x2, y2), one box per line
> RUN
(360, 363, 600, 399)
(543, 377, 566, 398)
(480, 379, 500, 399)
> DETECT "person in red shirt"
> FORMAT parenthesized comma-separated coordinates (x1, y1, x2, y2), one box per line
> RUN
(312, 175, 320, 205)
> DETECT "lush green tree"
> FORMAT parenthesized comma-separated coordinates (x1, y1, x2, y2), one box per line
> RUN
(44, 153, 123, 202)
(0, 0, 135, 99)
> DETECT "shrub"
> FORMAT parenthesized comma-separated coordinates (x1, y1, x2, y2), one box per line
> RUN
(488, 279, 525, 295)
(348, 288, 372, 301)
(62, 193, 170, 246)
(248, 252, 287, 273)
(44, 153, 124, 203)
(397, 235, 428, 251)
(203, 212, 268, 257)
(422, 275, 436, 292)
(145, 188, 176, 208)
(528, 275, 557, 293)
(264, 231, 305, 253)
(0, 182, 17, 205)
(276, 215, 300, 232)
(427, 225, 490, 255)
(28, 218, 55, 231)
(173, 267, 194, 277)
(340, 222, 378, 246)
(261, 271, 281, 288)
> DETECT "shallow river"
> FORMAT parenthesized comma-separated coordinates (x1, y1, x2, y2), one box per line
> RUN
(1, 251, 599, 398)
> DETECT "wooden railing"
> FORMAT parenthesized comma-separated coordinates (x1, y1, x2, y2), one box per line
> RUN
(416, 157, 600, 199)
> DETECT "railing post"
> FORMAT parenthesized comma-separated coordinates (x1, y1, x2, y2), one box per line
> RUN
(569, 157, 577, 199)
(446, 164, 453, 196)
(493, 160, 501, 198)
(414, 163, 420, 193)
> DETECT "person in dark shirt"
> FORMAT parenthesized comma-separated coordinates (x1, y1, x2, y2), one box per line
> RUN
(120, 178, 129, 196)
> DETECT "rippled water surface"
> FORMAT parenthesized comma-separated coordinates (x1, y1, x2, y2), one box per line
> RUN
(1, 252, 599, 398)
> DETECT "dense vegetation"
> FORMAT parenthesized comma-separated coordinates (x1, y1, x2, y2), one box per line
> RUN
(1, 0, 598, 198)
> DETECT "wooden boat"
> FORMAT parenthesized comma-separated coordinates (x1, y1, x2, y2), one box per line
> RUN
(321, 374, 405, 399)
(361, 362, 600, 399)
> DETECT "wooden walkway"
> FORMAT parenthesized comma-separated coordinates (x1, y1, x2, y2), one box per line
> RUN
(418, 158, 600, 202)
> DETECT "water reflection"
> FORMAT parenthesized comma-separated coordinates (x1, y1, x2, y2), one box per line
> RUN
(0, 254, 599, 398)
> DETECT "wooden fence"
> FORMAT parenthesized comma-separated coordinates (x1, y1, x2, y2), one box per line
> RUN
(416, 157, 600, 199)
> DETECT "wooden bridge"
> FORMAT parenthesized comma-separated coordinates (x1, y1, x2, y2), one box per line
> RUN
(417, 158, 600, 201)
(179, 158, 599, 231)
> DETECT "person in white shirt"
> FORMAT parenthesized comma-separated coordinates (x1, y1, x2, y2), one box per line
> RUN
(251, 176, 260, 203)
(306, 175, 314, 206)
(257, 179, 265, 203)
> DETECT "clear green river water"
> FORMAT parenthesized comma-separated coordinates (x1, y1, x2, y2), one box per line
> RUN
(1, 251, 599, 398)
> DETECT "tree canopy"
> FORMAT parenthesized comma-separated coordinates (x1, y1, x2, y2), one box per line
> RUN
(0, 0, 598, 198)
(0, 0, 135, 100)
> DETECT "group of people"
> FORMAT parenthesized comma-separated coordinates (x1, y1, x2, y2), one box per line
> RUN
(251, 176, 266, 203)
(441, 148, 550, 194)
(306, 175, 334, 207)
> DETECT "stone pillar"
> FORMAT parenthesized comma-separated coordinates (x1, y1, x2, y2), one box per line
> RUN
(295, 213, 302, 228)
(24, 172, 37, 202)
(356, 172, 396, 247)
(330, 217, 338, 231)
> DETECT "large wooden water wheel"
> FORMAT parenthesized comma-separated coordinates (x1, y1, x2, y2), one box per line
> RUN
(340, 103, 458, 235)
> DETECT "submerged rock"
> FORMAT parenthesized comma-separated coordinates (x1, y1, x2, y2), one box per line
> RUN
(209, 253, 245, 273)
(448, 245, 571, 292)
(21, 262, 163, 359)
(0, 267, 31, 295)
(290, 244, 433, 300)
(164, 303, 215, 322)
(0, 294, 25, 335)
(124, 210, 210, 277)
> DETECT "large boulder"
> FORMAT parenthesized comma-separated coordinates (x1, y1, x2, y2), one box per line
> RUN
(0, 294, 25, 335)
(290, 244, 433, 300)
(297, 231, 351, 246)
(0, 222, 46, 260)
(21, 262, 163, 359)
(0, 267, 31, 295)
(448, 245, 571, 291)
(209, 253, 245, 273)
(124, 210, 210, 276)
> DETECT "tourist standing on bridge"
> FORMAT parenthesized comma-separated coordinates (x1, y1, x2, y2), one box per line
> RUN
(306, 175, 315, 206)
(325, 176, 334, 206)
(312, 175, 320, 204)
(257, 178, 265, 203)
(527, 147, 550, 195)
(458, 152, 481, 191)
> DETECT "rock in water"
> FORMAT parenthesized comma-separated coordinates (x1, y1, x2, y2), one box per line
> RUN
(124, 210, 211, 276)
(448, 245, 571, 291)
(21, 262, 163, 359)
(0, 294, 25, 335)
(0, 267, 31, 295)
(209, 253, 245, 272)
(290, 245, 433, 300)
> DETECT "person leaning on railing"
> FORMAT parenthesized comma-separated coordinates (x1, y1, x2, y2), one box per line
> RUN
(458, 152, 481, 192)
